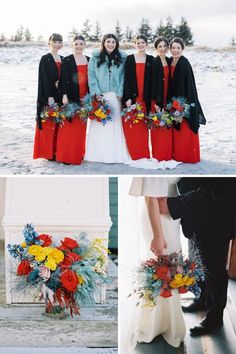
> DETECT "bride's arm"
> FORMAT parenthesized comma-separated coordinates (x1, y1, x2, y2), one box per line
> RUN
(145, 196, 167, 256)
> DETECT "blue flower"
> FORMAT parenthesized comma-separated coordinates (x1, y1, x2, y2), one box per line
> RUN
(7, 244, 24, 259)
(23, 224, 39, 245)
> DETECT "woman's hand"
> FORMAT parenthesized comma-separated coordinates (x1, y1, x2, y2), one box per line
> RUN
(48, 97, 55, 106)
(150, 237, 167, 257)
(154, 104, 160, 112)
(55, 80, 59, 89)
(126, 99, 132, 107)
(62, 94, 69, 105)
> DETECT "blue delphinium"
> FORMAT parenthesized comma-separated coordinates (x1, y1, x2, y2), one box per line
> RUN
(7, 244, 24, 260)
(23, 224, 40, 245)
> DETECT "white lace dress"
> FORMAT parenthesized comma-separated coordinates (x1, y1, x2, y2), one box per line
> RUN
(120, 177, 186, 353)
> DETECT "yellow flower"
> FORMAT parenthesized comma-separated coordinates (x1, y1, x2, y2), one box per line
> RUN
(28, 245, 43, 256)
(35, 252, 47, 262)
(153, 274, 158, 280)
(21, 242, 27, 248)
(47, 249, 64, 264)
(43, 247, 54, 255)
(183, 275, 195, 286)
(77, 274, 85, 285)
(45, 259, 57, 271)
(134, 120, 139, 123)
(136, 104, 141, 110)
(52, 112, 58, 117)
(170, 274, 185, 288)
(137, 113, 144, 118)
(153, 116, 158, 121)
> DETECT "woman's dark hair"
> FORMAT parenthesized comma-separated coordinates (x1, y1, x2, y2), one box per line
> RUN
(170, 37, 185, 49)
(73, 35, 85, 43)
(97, 33, 122, 67)
(134, 34, 148, 44)
(48, 33, 63, 44)
(154, 36, 169, 49)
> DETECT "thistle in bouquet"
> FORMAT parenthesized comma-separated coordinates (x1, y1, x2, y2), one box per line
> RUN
(148, 110, 173, 129)
(131, 252, 205, 307)
(121, 102, 146, 128)
(8, 224, 109, 317)
(166, 97, 192, 124)
(40, 103, 62, 124)
(59, 102, 81, 124)
(88, 94, 112, 125)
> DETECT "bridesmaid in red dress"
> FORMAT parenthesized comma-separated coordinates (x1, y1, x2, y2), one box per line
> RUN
(56, 35, 89, 165)
(123, 35, 153, 160)
(33, 33, 64, 160)
(151, 36, 172, 161)
(169, 37, 206, 163)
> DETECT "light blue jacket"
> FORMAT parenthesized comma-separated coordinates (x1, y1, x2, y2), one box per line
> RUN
(88, 49, 127, 97)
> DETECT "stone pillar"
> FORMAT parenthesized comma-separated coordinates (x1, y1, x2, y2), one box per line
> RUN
(3, 177, 112, 304)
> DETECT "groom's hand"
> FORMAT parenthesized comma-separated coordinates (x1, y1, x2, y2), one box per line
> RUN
(157, 197, 169, 215)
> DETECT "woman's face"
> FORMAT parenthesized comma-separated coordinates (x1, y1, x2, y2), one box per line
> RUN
(73, 39, 85, 54)
(170, 42, 183, 59)
(49, 40, 63, 51)
(156, 40, 168, 56)
(135, 38, 147, 52)
(104, 38, 117, 54)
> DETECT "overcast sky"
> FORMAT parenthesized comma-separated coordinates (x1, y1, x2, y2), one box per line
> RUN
(1, 0, 236, 47)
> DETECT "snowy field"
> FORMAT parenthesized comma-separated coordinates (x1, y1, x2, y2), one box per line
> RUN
(0, 45, 235, 175)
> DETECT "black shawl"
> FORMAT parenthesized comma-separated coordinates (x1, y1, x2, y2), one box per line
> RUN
(36, 53, 64, 129)
(168, 55, 206, 134)
(60, 54, 90, 103)
(123, 54, 153, 112)
(151, 56, 171, 108)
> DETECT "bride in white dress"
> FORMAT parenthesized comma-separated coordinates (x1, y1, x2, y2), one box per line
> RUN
(120, 177, 186, 353)
(84, 33, 130, 163)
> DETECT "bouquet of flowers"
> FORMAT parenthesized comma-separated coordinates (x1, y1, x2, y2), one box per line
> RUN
(166, 97, 192, 124)
(8, 224, 109, 316)
(121, 102, 146, 127)
(131, 252, 205, 307)
(148, 110, 173, 129)
(40, 104, 62, 124)
(88, 94, 112, 125)
(77, 94, 93, 123)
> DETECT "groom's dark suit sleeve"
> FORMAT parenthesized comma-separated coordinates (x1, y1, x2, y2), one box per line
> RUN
(167, 178, 236, 220)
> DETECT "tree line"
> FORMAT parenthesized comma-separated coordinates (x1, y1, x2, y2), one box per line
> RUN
(0, 17, 194, 46)
(1, 18, 235, 47)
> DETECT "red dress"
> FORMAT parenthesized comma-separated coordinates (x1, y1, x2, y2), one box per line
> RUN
(33, 61, 61, 160)
(56, 64, 88, 165)
(151, 65, 173, 161)
(171, 66, 200, 163)
(122, 63, 150, 160)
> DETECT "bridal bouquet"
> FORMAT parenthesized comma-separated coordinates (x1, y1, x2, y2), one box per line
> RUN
(59, 102, 81, 123)
(147, 111, 173, 129)
(88, 94, 112, 125)
(8, 224, 109, 316)
(166, 97, 192, 124)
(40, 104, 62, 124)
(131, 252, 204, 307)
(121, 102, 146, 127)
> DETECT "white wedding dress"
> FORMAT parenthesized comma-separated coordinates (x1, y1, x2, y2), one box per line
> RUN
(84, 92, 130, 163)
(120, 177, 186, 353)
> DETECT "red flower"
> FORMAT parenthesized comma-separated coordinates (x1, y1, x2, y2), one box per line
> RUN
(17, 260, 32, 275)
(160, 289, 172, 298)
(190, 262, 196, 271)
(172, 100, 181, 110)
(61, 237, 79, 250)
(178, 287, 188, 294)
(61, 269, 79, 292)
(60, 252, 82, 268)
(37, 234, 52, 247)
(155, 266, 171, 281)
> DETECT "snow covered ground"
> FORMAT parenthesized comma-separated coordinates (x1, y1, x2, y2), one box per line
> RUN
(0, 45, 235, 175)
